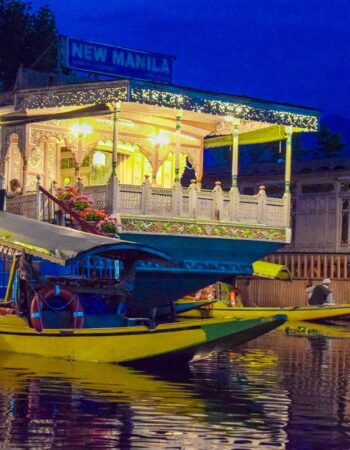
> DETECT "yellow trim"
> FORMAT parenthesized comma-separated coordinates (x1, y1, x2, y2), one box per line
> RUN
(4, 257, 17, 303)
(252, 260, 291, 281)
(181, 301, 350, 321)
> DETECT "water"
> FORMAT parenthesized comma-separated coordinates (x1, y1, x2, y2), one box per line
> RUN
(0, 324, 350, 449)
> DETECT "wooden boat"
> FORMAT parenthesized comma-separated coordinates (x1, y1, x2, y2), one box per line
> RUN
(0, 211, 286, 363)
(180, 300, 350, 322)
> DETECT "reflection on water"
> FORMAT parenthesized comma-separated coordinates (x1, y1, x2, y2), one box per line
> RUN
(0, 324, 350, 448)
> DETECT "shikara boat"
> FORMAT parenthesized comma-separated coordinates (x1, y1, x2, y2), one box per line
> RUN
(180, 300, 350, 322)
(0, 211, 286, 363)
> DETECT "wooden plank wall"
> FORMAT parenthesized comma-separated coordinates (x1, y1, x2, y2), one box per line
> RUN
(236, 279, 350, 307)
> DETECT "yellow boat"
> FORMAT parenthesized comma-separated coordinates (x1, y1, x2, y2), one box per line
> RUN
(0, 211, 286, 364)
(0, 353, 205, 419)
(180, 300, 350, 322)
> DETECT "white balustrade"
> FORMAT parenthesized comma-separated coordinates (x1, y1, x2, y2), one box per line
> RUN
(6, 181, 287, 227)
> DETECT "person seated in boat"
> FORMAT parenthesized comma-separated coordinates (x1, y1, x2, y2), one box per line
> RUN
(17, 252, 40, 320)
(305, 282, 314, 301)
(308, 278, 334, 306)
(114, 261, 136, 318)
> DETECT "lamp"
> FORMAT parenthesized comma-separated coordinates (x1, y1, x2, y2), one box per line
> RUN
(149, 132, 170, 146)
(92, 151, 106, 167)
(70, 123, 93, 137)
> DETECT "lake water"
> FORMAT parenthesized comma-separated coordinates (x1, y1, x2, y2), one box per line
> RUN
(0, 322, 350, 449)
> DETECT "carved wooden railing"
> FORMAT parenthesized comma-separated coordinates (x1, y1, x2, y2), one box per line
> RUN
(35, 181, 99, 234)
(266, 253, 350, 280)
(7, 178, 287, 227)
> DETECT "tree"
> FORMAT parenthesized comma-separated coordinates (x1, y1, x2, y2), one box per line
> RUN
(315, 125, 345, 158)
(0, 0, 58, 89)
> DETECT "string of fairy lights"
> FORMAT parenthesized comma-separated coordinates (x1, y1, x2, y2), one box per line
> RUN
(14, 80, 318, 131)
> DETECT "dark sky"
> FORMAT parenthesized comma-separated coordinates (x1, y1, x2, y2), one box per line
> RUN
(31, 0, 350, 120)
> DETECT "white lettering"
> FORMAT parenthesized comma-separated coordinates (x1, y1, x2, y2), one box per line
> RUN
(84, 45, 94, 61)
(71, 42, 83, 59)
(146, 56, 151, 71)
(161, 59, 170, 74)
(94, 46, 107, 63)
(125, 53, 135, 68)
(152, 58, 161, 73)
(113, 50, 125, 66)
(135, 54, 145, 70)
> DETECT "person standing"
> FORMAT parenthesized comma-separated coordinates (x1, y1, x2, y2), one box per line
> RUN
(308, 278, 334, 305)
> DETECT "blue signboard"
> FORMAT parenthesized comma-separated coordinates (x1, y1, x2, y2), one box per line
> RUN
(61, 36, 174, 83)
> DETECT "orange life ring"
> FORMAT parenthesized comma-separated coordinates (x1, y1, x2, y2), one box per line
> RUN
(229, 288, 241, 307)
(30, 284, 84, 333)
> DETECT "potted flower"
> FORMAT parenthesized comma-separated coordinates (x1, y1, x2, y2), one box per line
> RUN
(56, 186, 79, 203)
(67, 194, 95, 211)
(96, 217, 121, 236)
(80, 208, 107, 222)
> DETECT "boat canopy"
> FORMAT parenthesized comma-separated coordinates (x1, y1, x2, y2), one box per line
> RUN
(0, 211, 174, 266)
(252, 260, 292, 281)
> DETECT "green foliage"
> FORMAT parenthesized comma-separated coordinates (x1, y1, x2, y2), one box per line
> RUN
(315, 125, 345, 157)
(0, 0, 58, 89)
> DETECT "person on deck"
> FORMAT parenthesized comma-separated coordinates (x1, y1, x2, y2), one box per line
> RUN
(6, 179, 21, 199)
(308, 278, 334, 306)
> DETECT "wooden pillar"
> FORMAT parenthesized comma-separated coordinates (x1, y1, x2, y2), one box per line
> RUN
(229, 118, 240, 221)
(283, 126, 293, 227)
(231, 118, 240, 188)
(111, 101, 121, 178)
(284, 126, 293, 195)
(22, 157, 28, 193)
(107, 101, 121, 215)
(174, 110, 183, 183)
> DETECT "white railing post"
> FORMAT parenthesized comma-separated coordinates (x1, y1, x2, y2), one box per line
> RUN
(229, 186, 240, 222)
(188, 179, 198, 219)
(284, 193, 291, 227)
(141, 175, 152, 214)
(213, 181, 223, 220)
(35, 175, 42, 221)
(257, 185, 267, 223)
(172, 181, 183, 217)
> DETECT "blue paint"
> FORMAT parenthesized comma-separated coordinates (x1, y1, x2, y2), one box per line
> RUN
(63, 36, 174, 83)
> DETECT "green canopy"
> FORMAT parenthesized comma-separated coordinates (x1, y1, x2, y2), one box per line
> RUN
(205, 125, 286, 149)
(252, 260, 292, 281)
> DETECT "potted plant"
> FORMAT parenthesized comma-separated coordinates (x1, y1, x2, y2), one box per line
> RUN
(56, 186, 79, 203)
(79, 208, 107, 222)
(96, 217, 121, 236)
(67, 194, 95, 211)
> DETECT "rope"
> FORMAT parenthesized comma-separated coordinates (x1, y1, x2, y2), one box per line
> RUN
(39, 293, 78, 312)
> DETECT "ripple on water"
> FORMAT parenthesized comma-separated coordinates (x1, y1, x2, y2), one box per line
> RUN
(0, 328, 349, 448)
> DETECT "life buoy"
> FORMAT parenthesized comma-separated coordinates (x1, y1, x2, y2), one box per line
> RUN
(30, 284, 84, 333)
(229, 288, 241, 307)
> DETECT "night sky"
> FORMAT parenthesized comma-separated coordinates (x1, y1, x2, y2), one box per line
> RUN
(31, 0, 350, 121)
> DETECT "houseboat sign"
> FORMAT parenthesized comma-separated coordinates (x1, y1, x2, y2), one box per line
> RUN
(61, 36, 174, 83)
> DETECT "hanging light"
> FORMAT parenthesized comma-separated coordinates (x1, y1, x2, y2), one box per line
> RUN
(70, 123, 93, 137)
(92, 151, 106, 167)
(149, 132, 170, 146)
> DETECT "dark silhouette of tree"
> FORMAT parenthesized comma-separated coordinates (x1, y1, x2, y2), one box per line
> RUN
(0, 0, 58, 89)
(315, 125, 345, 157)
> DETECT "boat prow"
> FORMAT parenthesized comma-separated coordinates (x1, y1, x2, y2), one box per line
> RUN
(0, 313, 286, 363)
